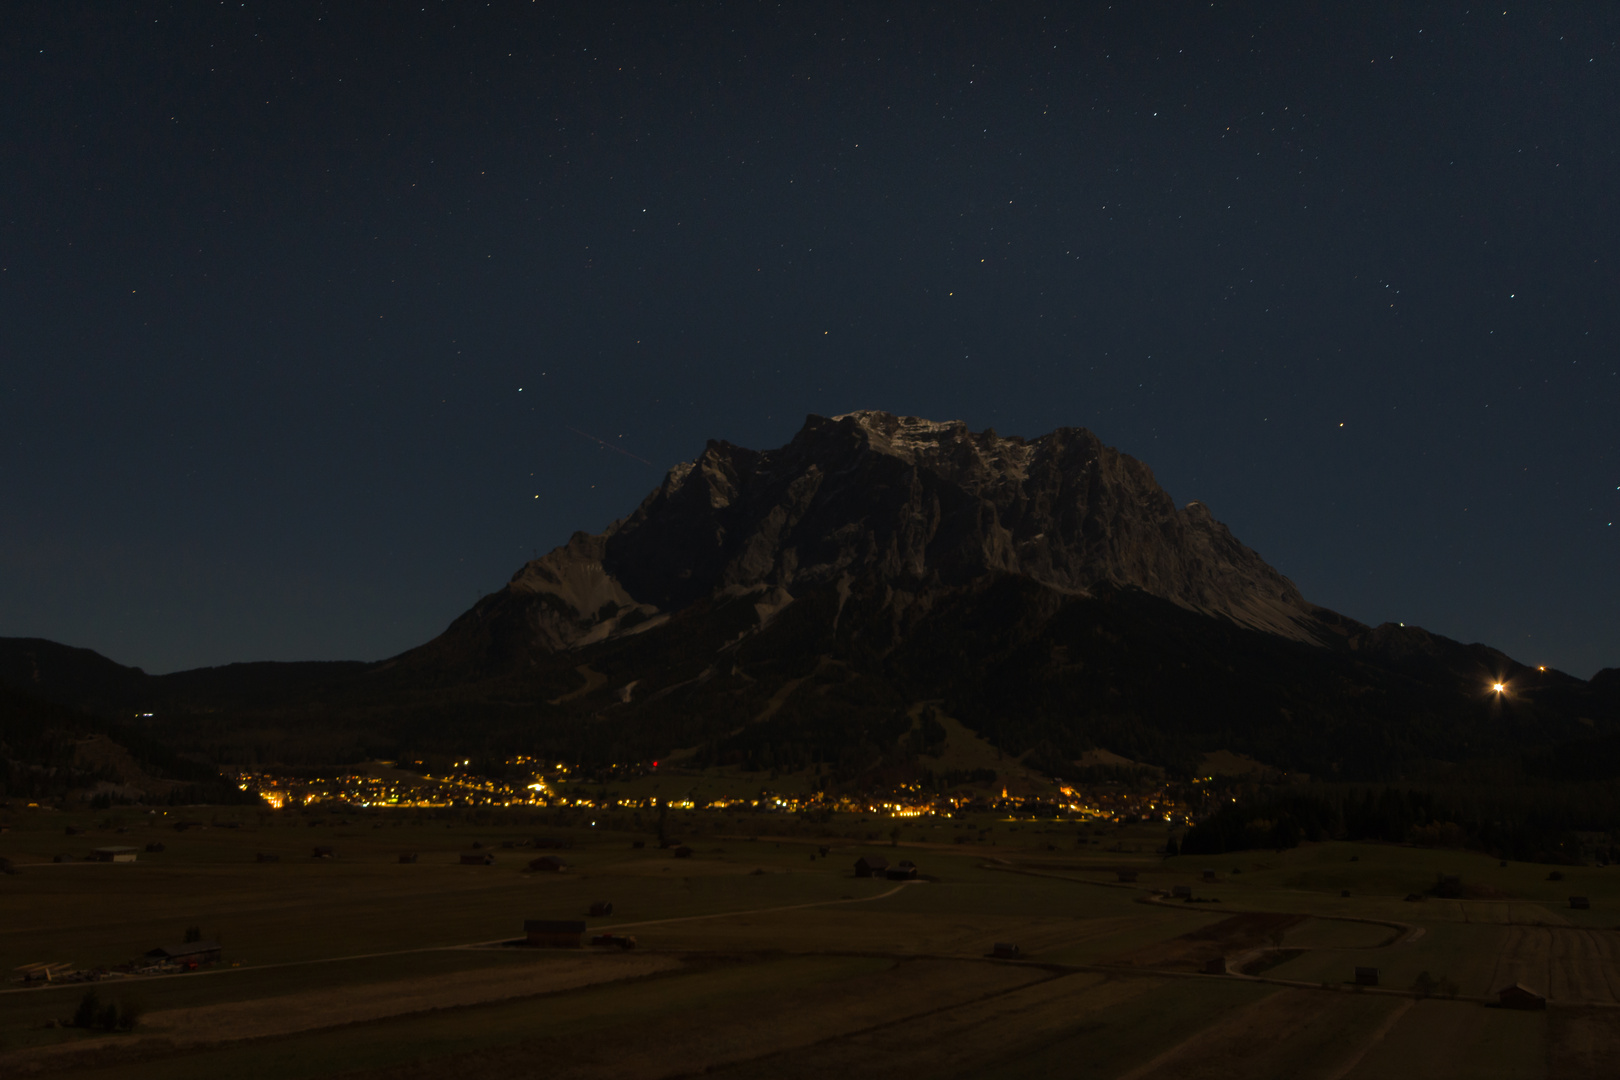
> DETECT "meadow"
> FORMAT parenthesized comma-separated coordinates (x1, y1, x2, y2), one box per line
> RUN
(2, 803, 1618, 1078)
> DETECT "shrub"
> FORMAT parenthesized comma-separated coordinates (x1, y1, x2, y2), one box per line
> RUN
(72, 991, 100, 1029)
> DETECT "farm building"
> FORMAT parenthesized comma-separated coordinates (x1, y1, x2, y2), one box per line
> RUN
(529, 855, 566, 872)
(672, 844, 693, 858)
(91, 846, 138, 863)
(1354, 967, 1379, 987)
(1202, 956, 1227, 975)
(460, 852, 495, 866)
(1116, 870, 1138, 883)
(1201, 869, 1217, 882)
(255, 852, 280, 863)
(1497, 983, 1547, 1010)
(886, 860, 919, 881)
(144, 842, 165, 853)
(532, 837, 570, 849)
(147, 941, 223, 968)
(589, 901, 614, 916)
(991, 943, 1021, 959)
(854, 856, 889, 878)
(399, 852, 419, 864)
(1570, 896, 1590, 910)
(525, 919, 586, 948)
(312, 845, 335, 859)
(1171, 885, 1193, 899)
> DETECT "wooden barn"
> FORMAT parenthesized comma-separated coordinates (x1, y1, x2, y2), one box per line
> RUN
(312, 845, 335, 859)
(1498, 983, 1547, 1010)
(529, 855, 566, 872)
(1354, 967, 1380, 987)
(1116, 869, 1139, 883)
(854, 856, 889, 878)
(399, 852, 419, 864)
(460, 852, 495, 866)
(991, 943, 1022, 959)
(525, 919, 586, 948)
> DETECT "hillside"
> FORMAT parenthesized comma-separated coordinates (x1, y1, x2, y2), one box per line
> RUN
(1, 412, 1615, 786)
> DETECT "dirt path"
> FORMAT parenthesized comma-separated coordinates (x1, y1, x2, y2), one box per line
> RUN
(0, 882, 918, 998)
(147, 954, 675, 1044)
(0, 954, 679, 1071)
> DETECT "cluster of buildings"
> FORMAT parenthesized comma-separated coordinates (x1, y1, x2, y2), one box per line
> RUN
(236, 758, 1190, 825)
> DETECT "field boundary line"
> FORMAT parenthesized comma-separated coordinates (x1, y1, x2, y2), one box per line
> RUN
(1323, 996, 1413, 1080)
(2, 882, 919, 995)
(595, 880, 916, 931)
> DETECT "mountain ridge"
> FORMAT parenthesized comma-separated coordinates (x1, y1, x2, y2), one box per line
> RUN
(440, 410, 1358, 671)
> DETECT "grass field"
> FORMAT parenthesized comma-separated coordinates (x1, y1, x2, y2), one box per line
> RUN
(3, 804, 1618, 1077)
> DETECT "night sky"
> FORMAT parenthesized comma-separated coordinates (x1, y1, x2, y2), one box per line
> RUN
(3, 3, 1616, 678)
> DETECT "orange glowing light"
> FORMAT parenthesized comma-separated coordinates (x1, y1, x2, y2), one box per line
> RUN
(1492, 682, 1506, 694)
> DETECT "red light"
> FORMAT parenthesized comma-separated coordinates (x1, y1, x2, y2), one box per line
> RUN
(652, 761, 658, 768)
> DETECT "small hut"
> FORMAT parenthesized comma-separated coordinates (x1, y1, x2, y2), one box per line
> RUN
(589, 901, 614, 917)
(312, 845, 335, 859)
(1354, 967, 1380, 987)
(1202, 956, 1227, 975)
(854, 856, 889, 878)
(91, 846, 138, 863)
(886, 860, 919, 881)
(460, 852, 495, 866)
(255, 852, 280, 863)
(1171, 885, 1193, 899)
(529, 854, 566, 872)
(1497, 983, 1547, 1010)
(991, 943, 1022, 959)
(672, 845, 693, 858)
(398, 852, 419, 864)
(1570, 896, 1591, 910)
(1117, 869, 1139, 883)
(525, 919, 585, 948)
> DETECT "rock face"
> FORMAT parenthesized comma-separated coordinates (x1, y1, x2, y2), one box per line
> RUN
(473, 411, 1352, 656)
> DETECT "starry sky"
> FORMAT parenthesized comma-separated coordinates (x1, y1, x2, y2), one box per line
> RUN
(3, 3, 1616, 677)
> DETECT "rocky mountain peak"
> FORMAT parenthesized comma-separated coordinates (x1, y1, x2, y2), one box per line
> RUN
(459, 411, 1353, 656)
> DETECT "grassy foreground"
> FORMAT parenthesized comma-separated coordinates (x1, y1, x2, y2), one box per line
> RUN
(3, 803, 1619, 1078)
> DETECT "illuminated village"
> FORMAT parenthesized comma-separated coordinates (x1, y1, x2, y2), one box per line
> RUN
(237, 757, 1199, 826)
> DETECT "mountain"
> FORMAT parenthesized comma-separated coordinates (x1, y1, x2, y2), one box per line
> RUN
(418, 411, 1358, 669)
(2, 411, 1616, 780)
